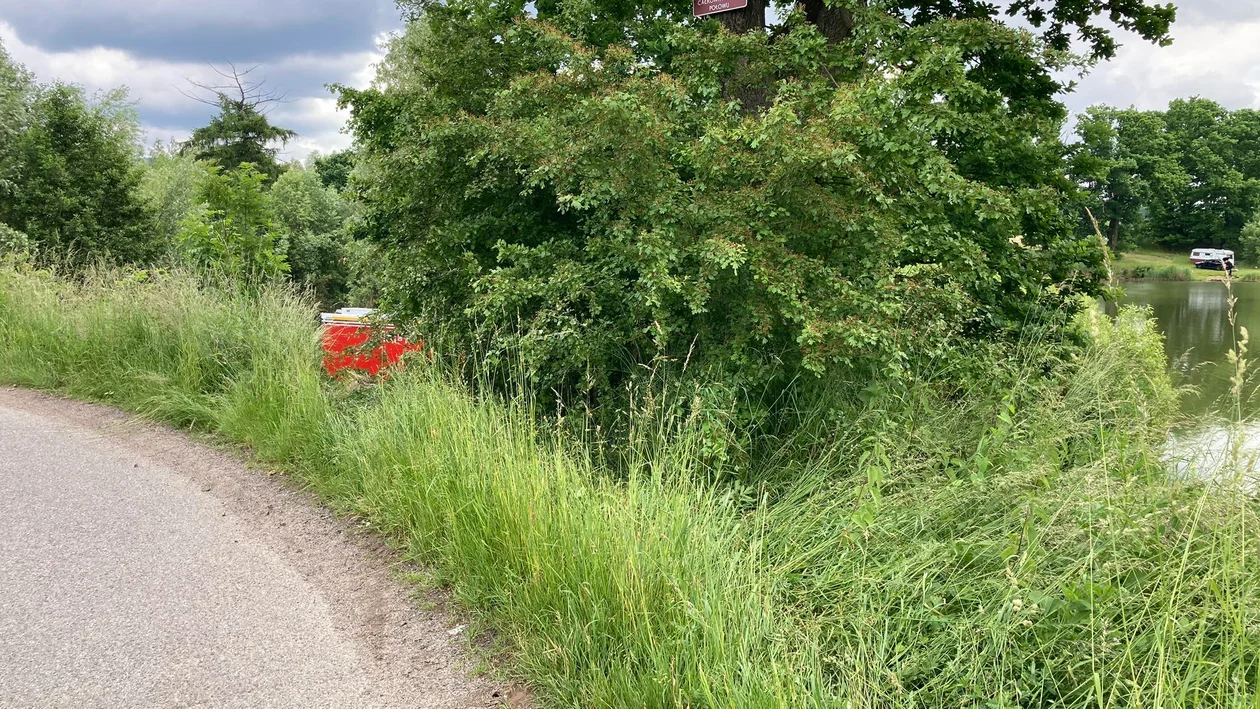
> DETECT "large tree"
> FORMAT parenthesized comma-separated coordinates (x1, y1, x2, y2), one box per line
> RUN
(520, 0, 1173, 113)
(339, 0, 1177, 413)
(180, 64, 297, 181)
(269, 166, 353, 304)
(1152, 98, 1259, 248)
(0, 42, 33, 201)
(1069, 106, 1159, 250)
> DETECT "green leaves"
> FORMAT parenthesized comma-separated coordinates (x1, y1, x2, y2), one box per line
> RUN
(140, 145, 214, 245)
(177, 164, 288, 281)
(899, 0, 1175, 61)
(1241, 212, 1260, 265)
(1072, 99, 1260, 252)
(269, 167, 356, 305)
(340, 0, 1114, 421)
(0, 69, 158, 267)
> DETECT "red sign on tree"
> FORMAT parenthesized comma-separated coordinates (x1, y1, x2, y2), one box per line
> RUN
(693, 0, 748, 17)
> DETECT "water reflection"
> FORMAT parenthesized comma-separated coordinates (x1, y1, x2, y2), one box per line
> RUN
(1109, 281, 1260, 482)
(1165, 421, 1260, 491)
(1106, 281, 1260, 418)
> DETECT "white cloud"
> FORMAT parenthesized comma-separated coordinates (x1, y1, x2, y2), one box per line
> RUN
(1, 0, 347, 33)
(272, 97, 346, 129)
(271, 97, 354, 162)
(0, 20, 381, 160)
(138, 124, 191, 151)
(1, 20, 216, 112)
(1068, 19, 1260, 115)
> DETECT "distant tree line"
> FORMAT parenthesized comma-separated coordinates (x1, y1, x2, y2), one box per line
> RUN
(0, 42, 374, 306)
(1070, 98, 1260, 259)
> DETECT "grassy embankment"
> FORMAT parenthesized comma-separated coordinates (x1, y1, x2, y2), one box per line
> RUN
(2, 261, 1259, 707)
(1114, 249, 1260, 282)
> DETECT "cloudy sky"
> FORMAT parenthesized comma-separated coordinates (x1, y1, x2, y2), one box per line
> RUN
(0, 0, 400, 161)
(0, 1, 1257, 160)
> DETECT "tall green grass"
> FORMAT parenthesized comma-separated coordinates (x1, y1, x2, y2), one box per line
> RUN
(1115, 263, 1194, 281)
(2, 260, 1258, 707)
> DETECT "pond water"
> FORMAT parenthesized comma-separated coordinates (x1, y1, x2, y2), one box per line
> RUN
(1107, 280, 1260, 419)
(1106, 281, 1260, 481)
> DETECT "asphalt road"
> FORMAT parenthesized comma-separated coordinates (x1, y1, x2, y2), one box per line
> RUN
(0, 393, 507, 708)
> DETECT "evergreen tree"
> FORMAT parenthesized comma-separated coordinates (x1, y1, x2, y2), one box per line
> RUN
(180, 64, 296, 181)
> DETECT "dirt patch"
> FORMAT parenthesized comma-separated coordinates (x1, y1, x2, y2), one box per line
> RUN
(0, 386, 531, 709)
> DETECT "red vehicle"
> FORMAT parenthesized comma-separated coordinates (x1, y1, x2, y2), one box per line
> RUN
(320, 308, 422, 376)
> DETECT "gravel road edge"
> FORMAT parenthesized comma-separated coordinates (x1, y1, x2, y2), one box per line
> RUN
(0, 386, 531, 709)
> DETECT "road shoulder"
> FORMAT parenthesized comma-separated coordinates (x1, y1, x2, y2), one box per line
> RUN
(0, 386, 527, 708)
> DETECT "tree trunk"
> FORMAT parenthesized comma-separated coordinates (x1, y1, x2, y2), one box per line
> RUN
(715, 0, 770, 111)
(715, 0, 767, 35)
(1107, 217, 1121, 251)
(714, 0, 858, 110)
(800, 0, 857, 44)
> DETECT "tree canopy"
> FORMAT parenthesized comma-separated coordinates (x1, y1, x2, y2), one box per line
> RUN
(270, 166, 355, 304)
(1071, 98, 1260, 251)
(312, 149, 357, 192)
(894, 0, 1175, 59)
(337, 0, 1175, 416)
(179, 65, 297, 181)
(0, 42, 157, 266)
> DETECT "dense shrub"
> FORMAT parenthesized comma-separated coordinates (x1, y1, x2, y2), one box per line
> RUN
(1115, 263, 1192, 281)
(0, 223, 30, 255)
(340, 4, 1110, 422)
(0, 78, 157, 266)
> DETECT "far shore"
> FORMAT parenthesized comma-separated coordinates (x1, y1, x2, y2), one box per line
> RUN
(1114, 249, 1260, 282)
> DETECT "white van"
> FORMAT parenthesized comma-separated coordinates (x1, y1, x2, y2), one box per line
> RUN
(1190, 248, 1235, 270)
